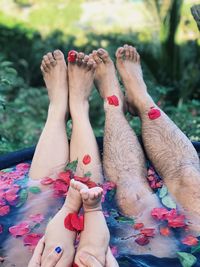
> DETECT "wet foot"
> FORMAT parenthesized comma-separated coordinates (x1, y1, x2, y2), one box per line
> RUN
(41, 182, 82, 267)
(116, 45, 153, 113)
(68, 52, 96, 115)
(92, 48, 125, 110)
(41, 50, 68, 113)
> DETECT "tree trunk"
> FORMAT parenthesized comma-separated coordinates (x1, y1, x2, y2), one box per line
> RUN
(191, 5, 200, 31)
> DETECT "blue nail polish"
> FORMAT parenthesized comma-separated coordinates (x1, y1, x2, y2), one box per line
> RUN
(55, 246, 62, 254)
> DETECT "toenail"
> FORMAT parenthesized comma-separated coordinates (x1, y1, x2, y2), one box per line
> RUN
(68, 50, 77, 63)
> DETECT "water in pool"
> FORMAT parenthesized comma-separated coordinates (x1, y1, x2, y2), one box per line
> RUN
(0, 163, 199, 267)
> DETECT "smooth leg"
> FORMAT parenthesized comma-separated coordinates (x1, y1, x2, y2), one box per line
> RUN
(29, 50, 69, 180)
(116, 45, 200, 234)
(68, 52, 103, 183)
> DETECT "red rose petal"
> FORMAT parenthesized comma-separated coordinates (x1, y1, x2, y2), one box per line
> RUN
(64, 213, 74, 231)
(148, 108, 161, 120)
(72, 263, 79, 267)
(140, 228, 155, 237)
(133, 223, 144, 230)
(74, 176, 90, 183)
(68, 50, 77, 63)
(9, 222, 30, 237)
(135, 235, 150, 246)
(29, 214, 44, 223)
(58, 171, 71, 185)
(85, 180, 97, 189)
(160, 227, 170, 236)
(107, 95, 119, 106)
(23, 233, 43, 247)
(71, 213, 84, 231)
(0, 205, 10, 216)
(40, 177, 54, 185)
(167, 214, 186, 228)
(182, 235, 198, 246)
(83, 155, 91, 165)
(151, 207, 169, 220)
(53, 179, 69, 197)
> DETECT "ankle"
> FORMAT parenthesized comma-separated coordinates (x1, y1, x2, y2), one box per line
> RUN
(70, 100, 89, 116)
(48, 103, 68, 120)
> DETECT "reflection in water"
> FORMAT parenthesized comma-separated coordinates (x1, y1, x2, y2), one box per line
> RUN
(0, 163, 199, 267)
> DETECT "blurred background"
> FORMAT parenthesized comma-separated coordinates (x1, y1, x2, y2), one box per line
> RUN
(0, 0, 199, 155)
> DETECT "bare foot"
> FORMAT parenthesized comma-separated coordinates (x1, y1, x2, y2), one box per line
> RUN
(72, 180, 109, 266)
(116, 45, 153, 113)
(41, 50, 68, 112)
(71, 179, 102, 211)
(68, 52, 96, 113)
(41, 183, 82, 267)
(92, 48, 125, 110)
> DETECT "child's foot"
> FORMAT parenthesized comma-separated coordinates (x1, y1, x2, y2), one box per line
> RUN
(68, 52, 96, 114)
(41, 183, 82, 267)
(41, 50, 68, 113)
(116, 45, 153, 113)
(92, 48, 125, 110)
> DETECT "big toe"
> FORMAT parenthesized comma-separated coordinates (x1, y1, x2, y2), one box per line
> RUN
(97, 48, 111, 64)
(115, 47, 124, 60)
(53, 49, 64, 61)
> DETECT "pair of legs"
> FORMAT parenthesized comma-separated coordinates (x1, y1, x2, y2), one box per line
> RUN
(28, 50, 117, 266)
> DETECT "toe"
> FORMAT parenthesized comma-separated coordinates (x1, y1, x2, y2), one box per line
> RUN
(47, 52, 57, 67)
(82, 55, 90, 66)
(115, 47, 124, 60)
(87, 59, 96, 71)
(92, 50, 103, 64)
(80, 189, 89, 201)
(53, 49, 64, 60)
(123, 44, 130, 59)
(41, 61, 49, 73)
(97, 48, 110, 63)
(129, 46, 135, 61)
(136, 51, 140, 63)
(43, 55, 51, 68)
(76, 52, 85, 66)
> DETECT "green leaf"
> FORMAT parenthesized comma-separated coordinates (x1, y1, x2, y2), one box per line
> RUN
(107, 189, 116, 201)
(84, 171, 92, 177)
(16, 189, 28, 208)
(191, 242, 200, 254)
(29, 186, 41, 194)
(161, 195, 176, 209)
(177, 252, 197, 267)
(159, 185, 168, 198)
(116, 216, 134, 224)
(65, 159, 78, 172)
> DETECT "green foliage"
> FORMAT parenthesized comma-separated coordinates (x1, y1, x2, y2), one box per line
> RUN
(0, 0, 199, 155)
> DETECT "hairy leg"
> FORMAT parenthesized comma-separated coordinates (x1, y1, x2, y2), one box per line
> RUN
(29, 50, 69, 180)
(116, 44, 200, 233)
(68, 52, 103, 183)
(71, 180, 109, 266)
(91, 48, 177, 257)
